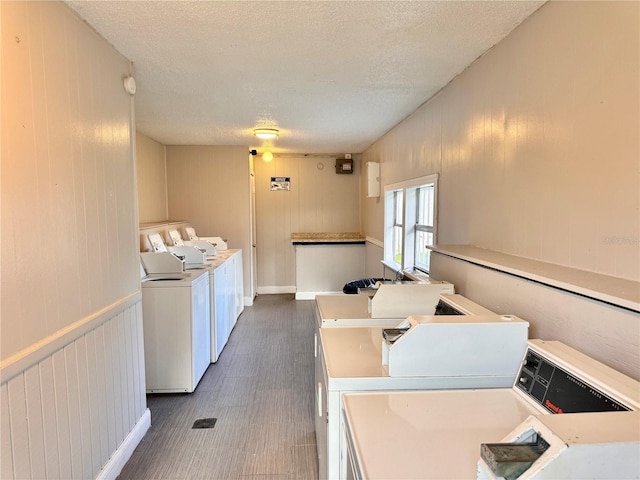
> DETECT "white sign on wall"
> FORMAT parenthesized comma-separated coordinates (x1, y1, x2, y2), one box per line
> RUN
(271, 177, 291, 191)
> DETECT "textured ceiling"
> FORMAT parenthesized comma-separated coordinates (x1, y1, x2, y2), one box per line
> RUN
(65, 1, 544, 154)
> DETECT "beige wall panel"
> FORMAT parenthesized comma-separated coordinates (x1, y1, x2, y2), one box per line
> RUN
(1, 2, 148, 479)
(364, 241, 385, 279)
(0, 385, 13, 479)
(361, 1, 639, 377)
(362, 1, 639, 281)
(1, 0, 140, 359)
(431, 253, 639, 381)
(165, 146, 253, 297)
(254, 156, 361, 290)
(1, 302, 147, 480)
(295, 244, 365, 298)
(136, 132, 168, 223)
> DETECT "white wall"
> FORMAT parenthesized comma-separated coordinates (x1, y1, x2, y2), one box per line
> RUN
(360, 1, 639, 378)
(1, 2, 148, 478)
(254, 155, 361, 292)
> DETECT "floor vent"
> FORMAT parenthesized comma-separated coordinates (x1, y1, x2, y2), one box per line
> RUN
(192, 418, 217, 429)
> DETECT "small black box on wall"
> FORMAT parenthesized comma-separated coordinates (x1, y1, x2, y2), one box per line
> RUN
(335, 158, 353, 174)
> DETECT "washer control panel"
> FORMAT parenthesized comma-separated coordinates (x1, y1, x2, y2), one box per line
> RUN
(516, 349, 630, 414)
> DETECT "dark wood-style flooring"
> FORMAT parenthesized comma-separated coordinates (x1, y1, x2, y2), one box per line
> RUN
(118, 294, 319, 480)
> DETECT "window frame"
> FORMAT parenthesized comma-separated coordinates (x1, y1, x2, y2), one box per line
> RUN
(392, 190, 404, 266)
(383, 174, 438, 274)
(414, 183, 436, 272)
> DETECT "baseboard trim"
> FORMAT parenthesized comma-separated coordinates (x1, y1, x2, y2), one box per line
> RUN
(96, 408, 151, 480)
(257, 286, 296, 295)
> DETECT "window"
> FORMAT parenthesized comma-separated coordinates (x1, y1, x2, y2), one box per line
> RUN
(392, 190, 404, 265)
(384, 174, 438, 273)
(415, 184, 435, 271)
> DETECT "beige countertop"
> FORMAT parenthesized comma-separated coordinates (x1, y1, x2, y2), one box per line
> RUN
(291, 232, 366, 243)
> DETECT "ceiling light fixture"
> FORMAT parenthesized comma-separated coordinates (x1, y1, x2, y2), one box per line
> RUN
(262, 151, 274, 162)
(254, 128, 279, 140)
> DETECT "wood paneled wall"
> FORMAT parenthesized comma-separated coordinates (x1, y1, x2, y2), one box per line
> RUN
(361, 2, 639, 377)
(1, 301, 147, 479)
(254, 156, 361, 292)
(364, 239, 385, 279)
(165, 146, 253, 302)
(136, 133, 168, 224)
(1, 0, 140, 359)
(362, 1, 639, 281)
(1, 2, 147, 478)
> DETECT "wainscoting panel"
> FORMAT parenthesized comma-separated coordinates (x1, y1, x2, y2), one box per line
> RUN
(0, 298, 148, 480)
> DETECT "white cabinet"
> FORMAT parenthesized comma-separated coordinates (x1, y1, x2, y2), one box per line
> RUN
(365, 161, 380, 197)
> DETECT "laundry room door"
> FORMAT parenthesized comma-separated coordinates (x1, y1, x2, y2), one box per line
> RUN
(250, 167, 258, 299)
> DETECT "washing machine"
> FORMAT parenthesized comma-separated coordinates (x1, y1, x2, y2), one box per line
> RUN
(141, 268, 211, 393)
(342, 339, 640, 480)
(161, 229, 242, 363)
(316, 314, 530, 480)
(315, 292, 492, 330)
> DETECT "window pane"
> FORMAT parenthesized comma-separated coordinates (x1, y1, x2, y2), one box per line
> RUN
(415, 230, 433, 271)
(417, 185, 434, 226)
(393, 225, 403, 264)
(395, 191, 404, 225)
